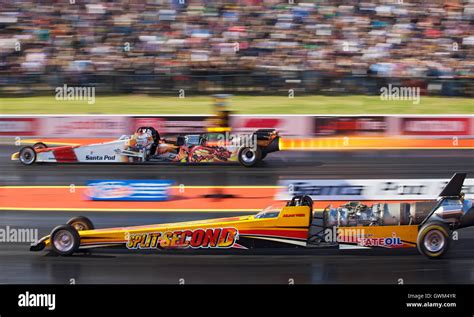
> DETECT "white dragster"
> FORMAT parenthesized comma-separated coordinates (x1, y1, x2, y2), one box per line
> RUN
(12, 127, 281, 167)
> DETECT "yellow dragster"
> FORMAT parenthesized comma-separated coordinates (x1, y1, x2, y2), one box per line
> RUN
(31, 202, 312, 254)
(31, 174, 474, 259)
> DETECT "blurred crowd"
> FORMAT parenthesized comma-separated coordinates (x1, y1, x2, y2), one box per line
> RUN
(0, 0, 473, 92)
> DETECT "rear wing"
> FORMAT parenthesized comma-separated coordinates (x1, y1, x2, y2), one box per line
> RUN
(439, 173, 466, 198)
(419, 173, 468, 227)
(253, 129, 278, 141)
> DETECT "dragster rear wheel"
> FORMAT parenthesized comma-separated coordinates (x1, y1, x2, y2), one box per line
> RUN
(417, 222, 450, 259)
(238, 147, 261, 167)
(50, 225, 80, 256)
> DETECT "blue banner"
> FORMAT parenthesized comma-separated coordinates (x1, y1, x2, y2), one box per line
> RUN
(85, 180, 173, 201)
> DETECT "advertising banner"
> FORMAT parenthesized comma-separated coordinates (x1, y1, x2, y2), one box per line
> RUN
(401, 117, 471, 136)
(276, 178, 474, 201)
(41, 116, 129, 138)
(85, 180, 173, 201)
(0, 118, 39, 136)
(313, 116, 387, 136)
(230, 115, 312, 136)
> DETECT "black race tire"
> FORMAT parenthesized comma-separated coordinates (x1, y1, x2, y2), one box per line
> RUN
(417, 222, 450, 259)
(261, 152, 267, 160)
(298, 195, 314, 225)
(238, 147, 261, 167)
(50, 225, 80, 256)
(299, 195, 313, 208)
(67, 216, 94, 231)
(19, 146, 37, 165)
(33, 142, 47, 149)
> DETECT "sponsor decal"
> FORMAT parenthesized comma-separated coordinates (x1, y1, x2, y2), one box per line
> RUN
(336, 228, 403, 248)
(85, 154, 116, 161)
(282, 213, 306, 218)
(40, 116, 128, 137)
(85, 180, 173, 201)
(126, 228, 239, 249)
(357, 234, 403, 247)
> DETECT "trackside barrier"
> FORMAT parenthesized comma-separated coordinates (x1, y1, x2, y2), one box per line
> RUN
(0, 115, 473, 138)
(276, 179, 474, 201)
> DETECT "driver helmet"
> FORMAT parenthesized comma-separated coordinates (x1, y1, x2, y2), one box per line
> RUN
(134, 130, 153, 148)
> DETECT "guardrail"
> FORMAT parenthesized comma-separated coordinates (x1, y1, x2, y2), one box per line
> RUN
(1, 115, 473, 138)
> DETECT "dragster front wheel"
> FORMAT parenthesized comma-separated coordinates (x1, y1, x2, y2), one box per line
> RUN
(19, 146, 36, 165)
(417, 222, 450, 259)
(50, 225, 80, 256)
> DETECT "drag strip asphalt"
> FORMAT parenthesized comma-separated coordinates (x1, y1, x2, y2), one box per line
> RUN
(1, 210, 474, 284)
(1, 145, 473, 186)
(1, 145, 473, 284)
